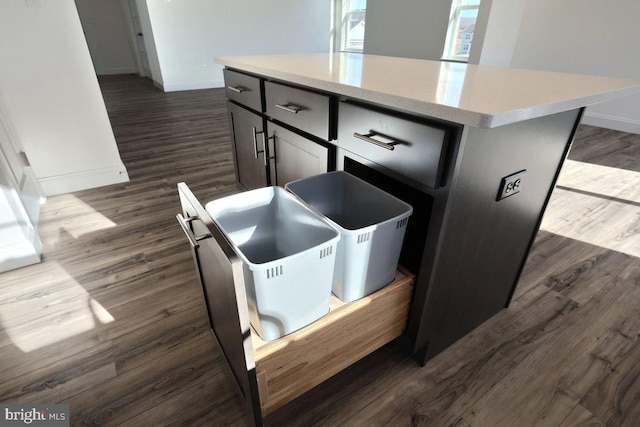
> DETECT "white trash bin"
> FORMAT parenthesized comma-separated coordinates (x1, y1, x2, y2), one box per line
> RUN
(286, 171, 413, 303)
(205, 186, 340, 341)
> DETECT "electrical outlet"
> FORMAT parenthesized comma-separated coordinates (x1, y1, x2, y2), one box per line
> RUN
(496, 170, 526, 201)
(25, 0, 42, 8)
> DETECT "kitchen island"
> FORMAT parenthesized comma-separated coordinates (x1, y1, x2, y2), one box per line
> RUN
(181, 53, 640, 425)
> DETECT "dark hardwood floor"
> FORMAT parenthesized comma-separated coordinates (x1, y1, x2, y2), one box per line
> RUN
(1, 74, 639, 426)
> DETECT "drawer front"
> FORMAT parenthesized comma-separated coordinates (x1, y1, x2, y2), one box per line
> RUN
(224, 69, 262, 112)
(265, 81, 331, 140)
(338, 102, 449, 189)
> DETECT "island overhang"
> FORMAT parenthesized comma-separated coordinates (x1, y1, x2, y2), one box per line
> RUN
(216, 53, 640, 128)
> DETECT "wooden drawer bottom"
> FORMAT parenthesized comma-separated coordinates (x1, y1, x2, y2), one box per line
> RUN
(251, 268, 414, 416)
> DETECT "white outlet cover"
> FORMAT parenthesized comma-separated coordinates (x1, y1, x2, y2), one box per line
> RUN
(25, 0, 43, 8)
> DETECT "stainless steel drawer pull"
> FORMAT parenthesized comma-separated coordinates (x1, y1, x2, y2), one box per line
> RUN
(176, 214, 211, 249)
(227, 85, 247, 93)
(275, 103, 302, 114)
(263, 135, 276, 166)
(252, 126, 265, 160)
(353, 131, 400, 151)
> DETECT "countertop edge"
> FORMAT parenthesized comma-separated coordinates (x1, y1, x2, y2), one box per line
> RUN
(216, 56, 640, 129)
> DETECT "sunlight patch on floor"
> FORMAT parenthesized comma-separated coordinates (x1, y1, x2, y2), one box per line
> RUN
(0, 262, 114, 352)
(556, 159, 640, 201)
(541, 160, 640, 257)
(40, 194, 117, 243)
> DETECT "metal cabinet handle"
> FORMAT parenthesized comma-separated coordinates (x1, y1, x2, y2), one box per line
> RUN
(263, 135, 276, 166)
(275, 103, 302, 114)
(227, 86, 247, 93)
(353, 131, 400, 151)
(176, 214, 211, 249)
(252, 127, 265, 160)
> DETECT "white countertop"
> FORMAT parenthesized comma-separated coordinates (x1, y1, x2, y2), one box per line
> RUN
(216, 53, 640, 128)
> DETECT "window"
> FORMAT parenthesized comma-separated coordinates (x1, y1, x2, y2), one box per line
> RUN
(443, 0, 481, 62)
(335, 0, 367, 53)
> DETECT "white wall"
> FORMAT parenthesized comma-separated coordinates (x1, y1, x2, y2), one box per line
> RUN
(74, 0, 138, 75)
(508, 0, 640, 133)
(363, 0, 639, 133)
(364, 0, 452, 60)
(141, 0, 332, 92)
(469, 0, 527, 67)
(0, 0, 129, 196)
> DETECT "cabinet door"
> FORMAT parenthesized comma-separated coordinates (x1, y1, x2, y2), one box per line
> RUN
(177, 183, 262, 426)
(228, 102, 268, 190)
(266, 122, 329, 186)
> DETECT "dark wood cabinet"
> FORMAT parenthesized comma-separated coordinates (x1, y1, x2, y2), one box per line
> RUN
(338, 101, 450, 190)
(264, 80, 332, 140)
(223, 68, 262, 112)
(194, 64, 586, 425)
(227, 102, 268, 190)
(225, 69, 332, 189)
(267, 121, 329, 186)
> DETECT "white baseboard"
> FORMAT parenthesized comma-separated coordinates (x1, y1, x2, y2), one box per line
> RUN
(39, 165, 130, 196)
(161, 80, 225, 92)
(582, 112, 640, 134)
(0, 190, 41, 273)
(0, 240, 41, 273)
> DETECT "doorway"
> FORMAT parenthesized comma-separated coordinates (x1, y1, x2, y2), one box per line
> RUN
(74, 0, 150, 78)
(127, 0, 152, 78)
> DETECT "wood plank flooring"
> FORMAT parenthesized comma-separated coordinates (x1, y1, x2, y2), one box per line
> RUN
(1, 75, 639, 426)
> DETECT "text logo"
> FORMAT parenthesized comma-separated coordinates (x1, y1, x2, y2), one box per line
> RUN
(1, 405, 69, 427)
